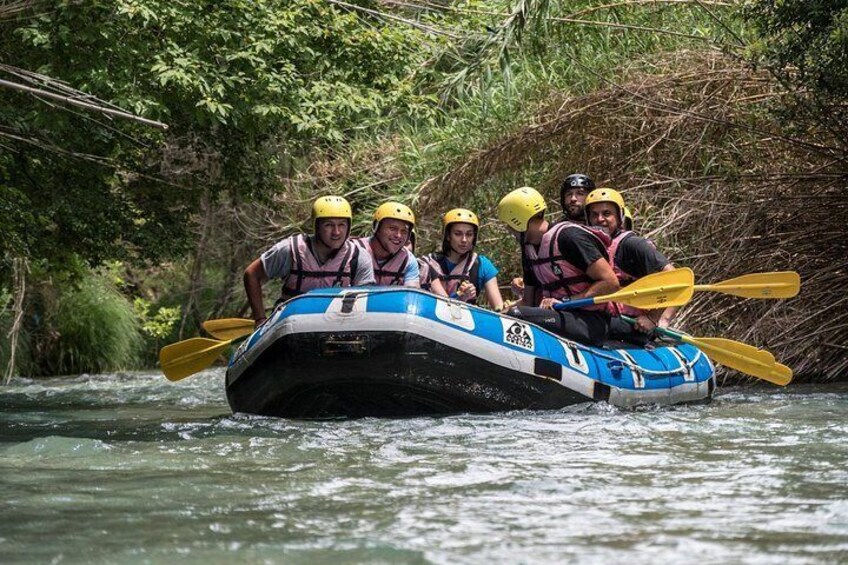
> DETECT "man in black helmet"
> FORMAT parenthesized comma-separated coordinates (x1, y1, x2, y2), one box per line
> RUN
(559, 173, 595, 224)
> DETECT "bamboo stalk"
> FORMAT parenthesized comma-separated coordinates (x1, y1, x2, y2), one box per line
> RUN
(0, 78, 168, 130)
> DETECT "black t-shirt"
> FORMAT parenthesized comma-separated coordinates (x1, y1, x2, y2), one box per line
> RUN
(523, 225, 608, 287)
(614, 234, 670, 278)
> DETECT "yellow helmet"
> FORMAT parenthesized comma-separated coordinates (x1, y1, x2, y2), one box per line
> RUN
(373, 202, 415, 231)
(497, 187, 547, 232)
(585, 188, 626, 223)
(442, 208, 479, 228)
(623, 206, 634, 231)
(442, 208, 479, 254)
(312, 196, 352, 231)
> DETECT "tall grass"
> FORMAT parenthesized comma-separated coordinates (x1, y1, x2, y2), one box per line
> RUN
(27, 270, 143, 376)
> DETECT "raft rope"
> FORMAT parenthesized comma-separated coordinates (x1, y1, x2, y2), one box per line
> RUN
(562, 338, 706, 378)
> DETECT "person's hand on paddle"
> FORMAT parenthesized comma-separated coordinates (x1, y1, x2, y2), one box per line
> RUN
(457, 280, 477, 302)
(511, 277, 525, 299)
(500, 299, 518, 313)
(539, 297, 564, 310)
(633, 314, 657, 334)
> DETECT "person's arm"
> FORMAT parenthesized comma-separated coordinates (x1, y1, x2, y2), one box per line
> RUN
(353, 249, 376, 286)
(483, 277, 504, 311)
(520, 252, 541, 307)
(520, 284, 540, 307)
(429, 277, 449, 297)
(635, 263, 678, 333)
(580, 257, 620, 300)
(403, 255, 421, 288)
(539, 259, 619, 310)
(243, 259, 269, 328)
(620, 237, 675, 333)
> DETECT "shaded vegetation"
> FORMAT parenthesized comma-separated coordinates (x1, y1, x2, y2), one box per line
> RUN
(1, 0, 845, 381)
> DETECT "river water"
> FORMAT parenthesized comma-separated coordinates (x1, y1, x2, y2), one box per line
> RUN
(1, 370, 846, 564)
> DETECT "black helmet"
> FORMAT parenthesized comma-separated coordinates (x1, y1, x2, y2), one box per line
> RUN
(559, 173, 595, 192)
(560, 173, 595, 198)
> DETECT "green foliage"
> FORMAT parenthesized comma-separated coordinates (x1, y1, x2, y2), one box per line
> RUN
(26, 270, 143, 376)
(133, 298, 180, 340)
(743, 1, 848, 97)
(0, 0, 438, 281)
(741, 1, 848, 143)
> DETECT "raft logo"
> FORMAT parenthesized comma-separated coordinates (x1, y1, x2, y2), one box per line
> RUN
(501, 319, 534, 351)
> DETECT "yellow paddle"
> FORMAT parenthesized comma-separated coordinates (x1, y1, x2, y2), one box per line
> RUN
(695, 271, 800, 299)
(202, 318, 255, 341)
(767, 363, 794, 387)
(622, 316, 792, 386)
(159, 337, 233, 382)
(555, 267, 694, 311)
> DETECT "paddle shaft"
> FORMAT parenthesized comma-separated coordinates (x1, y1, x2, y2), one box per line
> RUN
(553, 268, 694, 311)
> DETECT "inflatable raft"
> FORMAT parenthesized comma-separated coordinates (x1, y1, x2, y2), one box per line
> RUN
(225, 288, 715, 418)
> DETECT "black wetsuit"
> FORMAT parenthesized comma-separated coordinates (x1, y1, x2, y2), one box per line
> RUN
(508, 225, 611, 346)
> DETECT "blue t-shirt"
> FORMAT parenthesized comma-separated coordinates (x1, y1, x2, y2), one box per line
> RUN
(403, 255, 420, 285)
(442, 254, 498, 293)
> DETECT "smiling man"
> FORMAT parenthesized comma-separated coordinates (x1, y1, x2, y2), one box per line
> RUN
(243, 196, 376, 328)
(584, 188, 678, 339)
(354, 202, 420, 287)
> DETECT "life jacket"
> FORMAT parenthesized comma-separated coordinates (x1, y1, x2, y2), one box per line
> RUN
(353, 236, 409, 286)
(524, 221, 610, 311)
(281, 234, 359, 298)
(417, 256, 445, 292)
(607, 230, 656, 317)
(423, 252, 480, 303)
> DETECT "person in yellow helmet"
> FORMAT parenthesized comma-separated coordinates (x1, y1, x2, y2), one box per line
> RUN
(352, 202, 420, 287)
(584, 188, 678, 340)
(420, 208, 504, 310)
(243, 196, 376, 328)
(497, 187, 620, 346)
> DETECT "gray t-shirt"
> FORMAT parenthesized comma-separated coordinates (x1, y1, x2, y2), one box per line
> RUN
(260, 235, 375, 285)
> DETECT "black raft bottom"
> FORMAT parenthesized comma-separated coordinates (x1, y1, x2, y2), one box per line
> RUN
(226, 331, 590, 419)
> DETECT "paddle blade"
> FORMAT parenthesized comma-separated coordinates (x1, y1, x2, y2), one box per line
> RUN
(681, 335, 777, 380)
(203, 318, 254, 341)
(695, 271, 800, 299)
(601, 267, 695, 309)
(766, 363, 793, 387)
(159, 338, 232, 382)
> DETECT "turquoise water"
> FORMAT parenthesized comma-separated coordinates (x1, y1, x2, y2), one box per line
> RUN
(2, 370, 847, 564)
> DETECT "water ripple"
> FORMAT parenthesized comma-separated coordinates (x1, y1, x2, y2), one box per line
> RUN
(1, 373, 847, 564)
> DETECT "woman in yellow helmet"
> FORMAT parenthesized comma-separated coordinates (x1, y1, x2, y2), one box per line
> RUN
(421, 208, 504, 310)
(243, 196, 376, 328)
